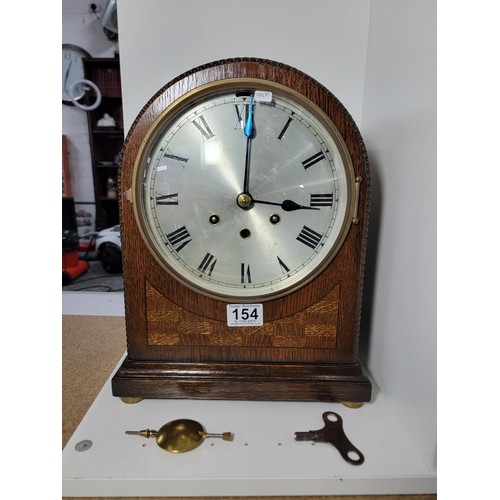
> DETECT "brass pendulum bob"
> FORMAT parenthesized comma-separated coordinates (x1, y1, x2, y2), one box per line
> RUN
(126, 418, 234, 453)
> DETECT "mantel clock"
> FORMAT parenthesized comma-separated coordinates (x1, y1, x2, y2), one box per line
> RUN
(112, 58, 371, 404)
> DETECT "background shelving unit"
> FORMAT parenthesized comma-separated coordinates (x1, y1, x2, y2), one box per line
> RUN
(83, 57, 123, 230)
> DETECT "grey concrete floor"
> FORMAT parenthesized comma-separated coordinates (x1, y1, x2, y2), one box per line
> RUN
(63, 256, 123, 292)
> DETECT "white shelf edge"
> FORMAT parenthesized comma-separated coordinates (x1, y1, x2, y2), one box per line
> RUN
(62, 291, 125, 316)
(62, 357, 436, 497)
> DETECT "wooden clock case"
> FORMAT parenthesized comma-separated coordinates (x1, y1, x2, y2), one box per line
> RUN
(112, 58, 372, 403)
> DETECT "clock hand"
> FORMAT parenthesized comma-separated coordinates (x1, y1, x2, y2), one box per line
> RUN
(242, 95, 255, 194)
(64, 61, 72, 87)
(252, 198, 320, 212)
(244, 94, 254, 138)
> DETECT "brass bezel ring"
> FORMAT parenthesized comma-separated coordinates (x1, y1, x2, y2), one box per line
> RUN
(131, 78, 356, 302)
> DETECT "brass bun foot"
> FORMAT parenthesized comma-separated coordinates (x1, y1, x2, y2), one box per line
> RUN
(120, 397, 143, 404)
(341, 401, 364, 409)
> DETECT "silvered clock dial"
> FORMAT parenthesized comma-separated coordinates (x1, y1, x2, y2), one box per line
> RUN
(132, 81, 356, 302)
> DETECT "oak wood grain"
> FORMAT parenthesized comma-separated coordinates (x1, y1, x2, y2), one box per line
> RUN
(113, 58, 371, 402)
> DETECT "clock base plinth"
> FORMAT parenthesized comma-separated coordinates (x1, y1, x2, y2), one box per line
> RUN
(111, 358, 371, 403)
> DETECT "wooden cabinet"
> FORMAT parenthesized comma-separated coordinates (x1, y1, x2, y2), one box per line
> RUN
(62, 135, 72, 197)
(83, 57, 123, 230)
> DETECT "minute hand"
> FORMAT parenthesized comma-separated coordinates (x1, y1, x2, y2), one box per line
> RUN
(242, 96, 255, 194)
(252, 198, 319, 212)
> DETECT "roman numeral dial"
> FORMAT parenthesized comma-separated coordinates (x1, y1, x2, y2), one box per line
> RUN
(302, 151, 325, 170)
(310, 193, 334, 207)
(277, 116, 293, 140)
(296, 226, 324, 250)
(198, 253, 217, 276)
(241, 263, 252, 284)
(156, 193, 179, 205)
(277, 256, 290, 274)
(163, 153, 188, 166)
(166, 226, 192, 252)
(137, 85, 352, 301)
(192, 115, 215, 141)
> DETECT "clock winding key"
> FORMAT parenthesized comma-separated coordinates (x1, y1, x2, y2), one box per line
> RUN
(294, 412, 364, 465)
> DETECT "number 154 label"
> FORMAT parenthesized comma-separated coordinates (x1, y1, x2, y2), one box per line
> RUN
(227, 304, 263, 327)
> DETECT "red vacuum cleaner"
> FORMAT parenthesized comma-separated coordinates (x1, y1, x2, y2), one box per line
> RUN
(62, 230, 89, 285)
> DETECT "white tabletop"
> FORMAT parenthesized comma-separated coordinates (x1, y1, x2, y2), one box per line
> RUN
(63, 357, 436, 497)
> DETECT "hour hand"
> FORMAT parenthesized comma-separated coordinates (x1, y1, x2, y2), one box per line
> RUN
(252, 198, 320, 212)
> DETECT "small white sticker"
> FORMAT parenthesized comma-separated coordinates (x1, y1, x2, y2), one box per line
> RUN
(254, 90, 273, 102)
(157, 165, 167, 171)
(227, 304, 263, 327)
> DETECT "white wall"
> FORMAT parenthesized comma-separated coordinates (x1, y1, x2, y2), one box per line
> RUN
(116, 0, 436, 470)
(118, 0, 371, 133)
(62, 0, 119, 208)
(361, 0, 436, 467)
